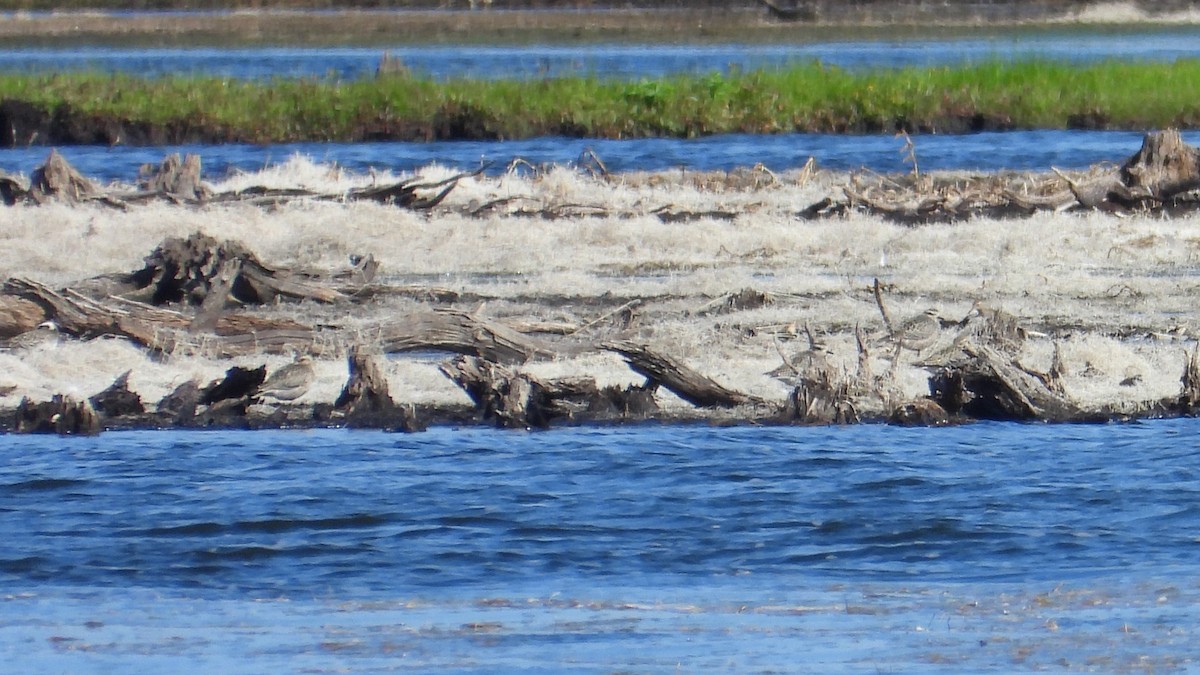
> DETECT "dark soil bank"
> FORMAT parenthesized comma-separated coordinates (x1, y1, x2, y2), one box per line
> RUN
(0, 98, 1100, 148)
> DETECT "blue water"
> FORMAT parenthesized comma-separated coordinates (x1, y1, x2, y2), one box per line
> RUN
(2, 31, 1199, 80)
(0, 129, 1182, 182)
(3, 421, 1200, 671)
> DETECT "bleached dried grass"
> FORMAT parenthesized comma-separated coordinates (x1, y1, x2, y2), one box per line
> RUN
(1055, 1, 1200, 24)
(2, 157, 1197, 416)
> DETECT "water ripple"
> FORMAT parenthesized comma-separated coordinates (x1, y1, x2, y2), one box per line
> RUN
(1, 421, 1199, 595)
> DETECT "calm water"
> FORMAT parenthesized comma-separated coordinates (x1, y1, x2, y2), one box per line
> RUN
(0, 129, 1185, 182)
(2, 421, 1199, 671)
(2, 31, 1199, 80)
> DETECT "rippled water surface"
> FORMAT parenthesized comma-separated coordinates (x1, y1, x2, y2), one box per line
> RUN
(3, 421, 1200, 671)
(1, 129, 1187, 182)
(2, 30, 1199, 80)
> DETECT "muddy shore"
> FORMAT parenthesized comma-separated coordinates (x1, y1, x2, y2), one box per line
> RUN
(2, 136, 1199, 434)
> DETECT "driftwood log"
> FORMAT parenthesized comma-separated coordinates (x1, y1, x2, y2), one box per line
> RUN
(440, 355, 559, 429)
(200, 365, 266, 406)
(0, 296, 46, 339)
(757, 0, 817, 21)
(805, 129, 1200, 223)
(2, 151, 475, 210)
(28, 149, 99, 205)
(126, 232, 346, 307)
(602, 340, 761, 408)
(929, 341, 1079, 422)
(138, 153, 208, 202)
(1120, 128, 1200, 200)
(335, 345, 420, 431)
(2, 277, 317, 357)
(15, 395, 101, 435)
(88, 371, 145, 418)
(379, 308, 558, 364)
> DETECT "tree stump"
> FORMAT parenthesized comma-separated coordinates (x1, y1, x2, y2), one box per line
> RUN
(929, 342, 1079, 422)
(127, 232, 343, 307)
(28, 149, 98, 204)
(1120, 129, 1200, 200)
(440, 355, 562, 429)
(157, 380, 200, 423)
(890, 399, 950, 427)
(335, 345, 419, 431)
(140, 153, 208, 201)
(89, 370, 144, 418)
(199, 365, 266, 406)
(16, 395, 101, 435)
(1178, 344, 1200, 414)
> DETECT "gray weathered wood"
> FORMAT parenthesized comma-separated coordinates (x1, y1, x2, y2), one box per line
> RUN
(602, 340, 759, 409)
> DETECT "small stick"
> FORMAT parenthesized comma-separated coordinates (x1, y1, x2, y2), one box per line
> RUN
(568, 299, 643, 336)
(873, 278, 896, 337)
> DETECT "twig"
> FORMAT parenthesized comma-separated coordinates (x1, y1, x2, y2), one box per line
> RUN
(568, 299, 643, 336)
(873, 278, 896, 337)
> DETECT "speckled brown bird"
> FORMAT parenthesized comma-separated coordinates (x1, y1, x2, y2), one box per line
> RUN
(256, 355, 315, 402)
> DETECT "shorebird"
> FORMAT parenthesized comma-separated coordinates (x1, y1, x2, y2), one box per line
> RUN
(255, 355, 315, 402)
(767, 343, 833, 385)
(894, 309, 943, 355)
(2, 320, 61, 351)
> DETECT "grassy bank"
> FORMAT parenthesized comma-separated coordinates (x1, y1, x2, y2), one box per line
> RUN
(4, 60, 1200, 144)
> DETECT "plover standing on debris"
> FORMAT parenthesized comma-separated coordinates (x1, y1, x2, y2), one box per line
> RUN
(256, 355, 315, 402)
(894, 309, 943, 355)
(3, 320, 61, 351)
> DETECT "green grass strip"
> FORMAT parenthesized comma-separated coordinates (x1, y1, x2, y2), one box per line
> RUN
(3, 59, 1200, 142)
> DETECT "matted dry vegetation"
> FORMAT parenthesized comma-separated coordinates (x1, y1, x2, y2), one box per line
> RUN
(3, 133, 1200, 432)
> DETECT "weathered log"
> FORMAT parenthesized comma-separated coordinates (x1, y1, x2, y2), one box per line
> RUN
(378, 308, 557, 364)
(139, 153, 208, 202)
(188, 258, 240, 333)
(439, 355, 555, 429)
(0, 169, 27, 205)
(757, 0, 816, 21)
(785, 370, 858, 424)
(4, 277, 161, 346)
(128, 232, 344, 308)
(89, 370, 144, 418)
(335, 345, 420, 431)
(889, 399, 950, 426)
(2, 277, 320, 356)
(16, 395, 101, 435)
(592, 383, 660, 417)
(602, 340, 759, 409)
(344, 168, 479, 209)
(0, 296, 48, 339)
(929, 341, 1079, 421)
(696, 288, 772, 316)
(199, 365, 266, 406)
(157, 380, 200, 423)
(28, 149, 98, 205)
(1178, 344, 1200, 414)
(1120, 129, 1200, 200)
